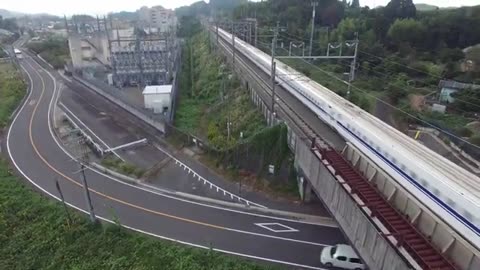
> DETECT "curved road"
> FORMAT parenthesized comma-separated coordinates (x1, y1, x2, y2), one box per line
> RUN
(6, 55, 345, 269)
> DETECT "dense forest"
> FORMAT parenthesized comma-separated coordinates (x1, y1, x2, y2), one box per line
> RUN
(231, 0, 480, 83)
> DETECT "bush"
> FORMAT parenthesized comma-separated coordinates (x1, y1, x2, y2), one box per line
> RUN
(470, 135, 480, 147)
(456, 127, 473, 137)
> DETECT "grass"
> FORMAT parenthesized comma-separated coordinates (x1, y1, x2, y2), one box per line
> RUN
(101, 155, 146, 178)
(0, 63, 25, 128)
(175, 31, 267, 150)
(0, 160, 279, 270)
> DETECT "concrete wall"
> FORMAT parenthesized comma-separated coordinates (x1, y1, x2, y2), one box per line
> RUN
(343, 143, 480, 270)
(72, 74, 166, 134)
(295, 140, 412, 270)
(69, 33, 110, 69)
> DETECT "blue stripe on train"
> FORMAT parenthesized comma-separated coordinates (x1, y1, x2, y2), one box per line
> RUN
(336, 121, 480, 237)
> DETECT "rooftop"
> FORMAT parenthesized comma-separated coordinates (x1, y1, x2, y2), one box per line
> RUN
(142, 85, 172, 95)
(439, 80, 480, 90)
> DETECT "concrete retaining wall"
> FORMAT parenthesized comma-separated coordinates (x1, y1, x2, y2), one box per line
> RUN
(343, 143, 480, 270)
(72, 74, 166, 134)
(295, 140, 411, 270)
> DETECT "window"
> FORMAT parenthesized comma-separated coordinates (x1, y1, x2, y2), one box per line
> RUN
(350, 258, 362, 264)
(330, 247, 336, 257)
(337, 256, 347, 261)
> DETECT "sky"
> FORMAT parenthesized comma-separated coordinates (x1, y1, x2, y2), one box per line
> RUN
(1, 0, 479, 16)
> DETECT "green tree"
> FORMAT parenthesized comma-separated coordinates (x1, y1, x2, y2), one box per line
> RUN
(384, 0, 416, 20)
(351, 0, 360, 9)
(332, 17, 365, 41)
(452, 88, 480, 113)
(387, 18, 426, 48)
(386, 73, 409, 104)
(470, 135, 480, 147)
(439, 48, 464, 63)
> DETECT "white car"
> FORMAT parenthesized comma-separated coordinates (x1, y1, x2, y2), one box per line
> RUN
(320, 244, 365, 270)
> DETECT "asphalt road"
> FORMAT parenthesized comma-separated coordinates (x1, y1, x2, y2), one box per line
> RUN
(5, 54, 347, 269)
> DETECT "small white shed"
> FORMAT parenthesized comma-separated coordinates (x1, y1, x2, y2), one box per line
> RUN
(142, 85, 172, 114)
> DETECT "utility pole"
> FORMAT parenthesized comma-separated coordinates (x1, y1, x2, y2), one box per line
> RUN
(254, 20, 258, 48)
(208, 26, 211, 53)
(270, 21, 279, 126)
(216, 22, 219, 45)
(348, 32, 359, 95)
(227, 116, 231, 142)
(271, 61, 277, 126)
(248, 22, 252, 44)
(309, 1, 319, 57)
(232, 22, 236, 66)
(80, 163, 96, 223)
(55, 179, 72, 226)
(79, 139, 96, 223)
(64, 15, 69, 33)
(190, 43, 194, 96)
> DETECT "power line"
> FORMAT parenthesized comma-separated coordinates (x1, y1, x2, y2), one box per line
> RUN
(278, 47, 480, 150)
(258, 28, 479, 112)
(358, 50, 444, 79)
(339, 57, 480, 110)
(332, 58, 480, 112)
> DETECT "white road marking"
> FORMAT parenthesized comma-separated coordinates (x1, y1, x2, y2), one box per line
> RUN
(255, 222, 299, 233)
(58, 102, 124, 161)
(152, 144, 265, 208)
(29, 99, 36, 106)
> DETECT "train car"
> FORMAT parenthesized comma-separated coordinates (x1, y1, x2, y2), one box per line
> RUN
(217, 28, 480, 249)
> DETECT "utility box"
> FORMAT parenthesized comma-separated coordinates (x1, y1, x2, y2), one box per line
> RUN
(142, 85, 172, 114)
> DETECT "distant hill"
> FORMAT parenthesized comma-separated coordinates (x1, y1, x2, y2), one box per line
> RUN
(415, 4, 439, 11)
(0, 9, 25, 18)
(110, 11, 138, 21)
(175, 0, 246, 17)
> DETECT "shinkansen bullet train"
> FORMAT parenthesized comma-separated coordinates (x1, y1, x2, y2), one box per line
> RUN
(217, 27, 480, 248)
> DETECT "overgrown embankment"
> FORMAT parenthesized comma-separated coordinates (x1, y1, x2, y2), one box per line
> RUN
(0, 63, 26, 127)
(176, 31, 266, 149)
(175, 25, 298, 196)
(27, 38, 69, 68)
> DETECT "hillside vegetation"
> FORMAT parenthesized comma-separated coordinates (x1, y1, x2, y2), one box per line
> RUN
(176, 29, 266, 150)
(225, 0, 480, 150)
(0, 63, 25, 127)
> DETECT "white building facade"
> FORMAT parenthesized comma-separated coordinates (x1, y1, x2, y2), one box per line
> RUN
(138, 6, 177, 33)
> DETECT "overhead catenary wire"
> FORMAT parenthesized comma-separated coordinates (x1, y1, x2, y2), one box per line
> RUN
(271, 44, 480, 150)
(244, 25, 480, 115)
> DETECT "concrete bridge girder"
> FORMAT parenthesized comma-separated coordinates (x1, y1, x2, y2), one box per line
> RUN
(342, 143, 480, 270)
